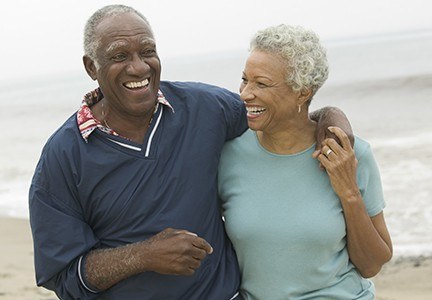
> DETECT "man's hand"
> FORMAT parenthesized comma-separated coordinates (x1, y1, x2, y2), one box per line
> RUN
(85, 228, 213, 291)
(310, 106, 354, 150)
(142, 228, 213, 276)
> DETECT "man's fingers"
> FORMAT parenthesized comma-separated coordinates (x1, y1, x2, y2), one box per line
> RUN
(175, 230, 213, 254)
(183, 231, 198, 237)
(325, 127, 341, 145)
(328, 127, 352, 150)
(189, 257, 202, 270)
(192, 237, 213, 254)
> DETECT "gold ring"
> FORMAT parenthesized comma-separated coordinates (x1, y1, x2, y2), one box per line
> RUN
(326, 149, 333, 156)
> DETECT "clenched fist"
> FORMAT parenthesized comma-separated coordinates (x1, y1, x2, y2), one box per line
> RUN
(141, 228, 213, 276)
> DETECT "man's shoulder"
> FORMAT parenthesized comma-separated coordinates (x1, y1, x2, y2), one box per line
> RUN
(43, 114, 81, 153)
(160, 80, 239, 99)
(160, 80, 221, 90)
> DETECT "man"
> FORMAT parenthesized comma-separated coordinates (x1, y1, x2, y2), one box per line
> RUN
(29, 5, 352, 300)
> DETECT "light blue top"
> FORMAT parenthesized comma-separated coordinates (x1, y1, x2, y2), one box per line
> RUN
(218, 129, 385, 300)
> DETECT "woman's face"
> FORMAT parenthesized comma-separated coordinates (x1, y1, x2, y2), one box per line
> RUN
(239, 50, 302, 134)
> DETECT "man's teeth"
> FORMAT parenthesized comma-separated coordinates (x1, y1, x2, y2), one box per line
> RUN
(247, 107, 266, 115)
(125, 79, 149, 89)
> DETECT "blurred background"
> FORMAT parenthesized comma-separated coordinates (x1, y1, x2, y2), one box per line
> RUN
(1, 1, 432, 298)
(0, 0, 431, 265)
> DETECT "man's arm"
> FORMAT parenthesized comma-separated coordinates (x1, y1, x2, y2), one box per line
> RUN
(30, 182, 101, 300)
(84, 228, 213, 291)
(310, 106, 354, 149)
(30, 147, 212, 297)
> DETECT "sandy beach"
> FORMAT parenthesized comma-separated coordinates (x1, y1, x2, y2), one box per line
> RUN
(0, 217, 57, 300)
(0, 217, 430, 300)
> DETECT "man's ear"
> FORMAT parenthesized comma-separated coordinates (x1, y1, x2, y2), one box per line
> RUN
(83, 56, 97, 81)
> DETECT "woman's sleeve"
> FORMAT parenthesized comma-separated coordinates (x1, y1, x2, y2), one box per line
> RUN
(356, 142, 386, 217)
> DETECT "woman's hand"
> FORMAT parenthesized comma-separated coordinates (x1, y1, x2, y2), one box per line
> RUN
(313, 126, 359, 201)
(313, 126, 393, 277)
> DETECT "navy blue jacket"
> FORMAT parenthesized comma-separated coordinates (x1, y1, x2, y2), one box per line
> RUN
(29, 81, 247, 299)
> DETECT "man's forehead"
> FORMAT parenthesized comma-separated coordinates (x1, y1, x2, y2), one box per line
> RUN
(96, 12, 153, 38)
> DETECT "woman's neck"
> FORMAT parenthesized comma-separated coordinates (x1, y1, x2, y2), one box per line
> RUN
(257, 119, 317, 155)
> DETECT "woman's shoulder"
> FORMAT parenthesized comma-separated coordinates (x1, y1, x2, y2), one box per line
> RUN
(227, 129, 255, 144)
(353, 135, 372, 157)
(222, 129, 255, 153)
(353, 136, 382, 171)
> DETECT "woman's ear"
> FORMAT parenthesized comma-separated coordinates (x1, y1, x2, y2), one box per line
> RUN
(298, 89, 313, 106)
(83, 56, 98, 81)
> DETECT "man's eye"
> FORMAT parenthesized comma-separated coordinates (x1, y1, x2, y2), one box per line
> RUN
(257, 82, 268, 88)
(112, 53, 127, 61)
(142, 49, 156, 57)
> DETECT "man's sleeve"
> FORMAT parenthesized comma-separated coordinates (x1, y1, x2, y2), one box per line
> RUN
(29, 148, 100, 299)
(218, 89, 248, 141)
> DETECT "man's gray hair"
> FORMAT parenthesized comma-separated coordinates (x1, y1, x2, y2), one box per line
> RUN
(83, 5, 152, 65)
(250, 24, 329, 98)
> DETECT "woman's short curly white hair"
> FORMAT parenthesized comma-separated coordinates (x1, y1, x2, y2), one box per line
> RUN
(250, 24, 329, 98)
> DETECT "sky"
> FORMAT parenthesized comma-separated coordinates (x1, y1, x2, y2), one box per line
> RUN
(1, 0, 432, 82)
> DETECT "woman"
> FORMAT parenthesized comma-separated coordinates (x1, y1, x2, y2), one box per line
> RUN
(218, 24, 392, 299)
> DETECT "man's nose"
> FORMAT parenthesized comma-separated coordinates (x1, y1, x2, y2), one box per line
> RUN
(126, 54, 150, 75)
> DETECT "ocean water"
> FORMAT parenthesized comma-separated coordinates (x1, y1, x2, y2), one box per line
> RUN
(1, 32, 431, 257)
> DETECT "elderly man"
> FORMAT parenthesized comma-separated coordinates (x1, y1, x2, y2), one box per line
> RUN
(29, 5, 352, 300)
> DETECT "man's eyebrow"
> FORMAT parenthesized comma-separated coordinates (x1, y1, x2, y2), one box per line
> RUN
(105, 38, 156, 54)
(106, 41, 128, 53)
(138, 38, 156, 47)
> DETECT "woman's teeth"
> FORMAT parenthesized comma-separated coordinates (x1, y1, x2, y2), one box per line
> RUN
(247, 106, 266, 115)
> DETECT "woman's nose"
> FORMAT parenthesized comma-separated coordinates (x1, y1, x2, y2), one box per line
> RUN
(240, 84, 254, 102)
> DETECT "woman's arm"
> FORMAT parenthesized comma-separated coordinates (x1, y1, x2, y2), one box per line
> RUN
(315, 127, 393, 278)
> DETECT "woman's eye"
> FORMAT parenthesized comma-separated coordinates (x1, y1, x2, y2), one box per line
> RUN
(257, 82, 268, 88)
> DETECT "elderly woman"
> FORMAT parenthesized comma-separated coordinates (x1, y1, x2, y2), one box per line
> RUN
(218, 24, 392, 299)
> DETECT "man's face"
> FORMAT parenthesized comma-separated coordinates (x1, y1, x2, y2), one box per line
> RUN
(88, 12, 161, 118)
